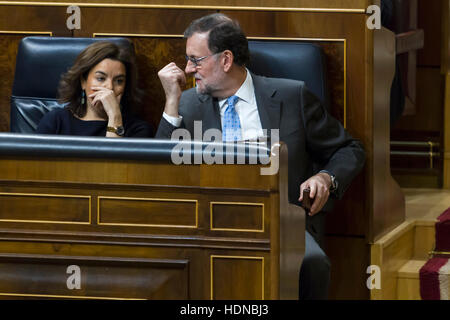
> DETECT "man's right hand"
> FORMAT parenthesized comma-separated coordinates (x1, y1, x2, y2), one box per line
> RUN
(158, 62, 186, 117)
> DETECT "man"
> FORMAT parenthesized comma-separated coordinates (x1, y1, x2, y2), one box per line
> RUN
(156, 13, 365, 299)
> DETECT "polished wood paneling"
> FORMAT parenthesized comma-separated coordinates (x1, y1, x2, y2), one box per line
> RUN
(131, 37, 191, 130)
(0, 6, 66, 133)
(325, 235, 369, 300)
(211, 255, 264, 300)
(93, 36, 194, 130)
(0, 253, 189, 299)
(371, 26, 405, 241)
(397, 260, 423, 300)
(0, 144, 301, 299)
(414, 222, 436, 260)
(0, 193, 90, 224)
(210, 202, 264, 232)
(77, 8, 215, 36)
(370, 220, 415, 300)
(0, 35, 21, 132)
(326, 173, 367, 236)
(320, 42, 345, 124)
(0, 177, 271, 237)
(98, 196, 198, 228)
(0, 33, 51, 132)
(372, 216, 437, 300)
(0, 6, 69, 35)
(0, 158, 276, 190)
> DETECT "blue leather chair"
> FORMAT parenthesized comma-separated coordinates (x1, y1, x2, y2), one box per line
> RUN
(248, 40, 329, 111)
(10, 36, 133, 133)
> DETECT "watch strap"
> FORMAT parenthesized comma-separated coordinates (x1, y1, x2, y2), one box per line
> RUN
(319, 170, 338, 192)
(107, 125, 125, 136)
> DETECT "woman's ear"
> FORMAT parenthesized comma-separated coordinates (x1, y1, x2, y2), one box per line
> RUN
(222, 50, 234, 72)
(80, 78, 86, 91)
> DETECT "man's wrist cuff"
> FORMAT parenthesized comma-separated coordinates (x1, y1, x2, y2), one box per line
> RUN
(319, 170, 338, 192)
(163, 112, 183, 127)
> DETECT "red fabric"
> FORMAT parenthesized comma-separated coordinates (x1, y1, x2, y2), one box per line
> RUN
(437, 207, 450, 222)
(436, 207, 450, 252)
(419, 257, 449, 300)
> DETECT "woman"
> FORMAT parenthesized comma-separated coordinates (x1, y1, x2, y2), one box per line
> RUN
(37, 41, 153, 137)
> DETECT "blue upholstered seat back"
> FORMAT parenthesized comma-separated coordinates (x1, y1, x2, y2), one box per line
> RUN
(248, 40, 329, 110)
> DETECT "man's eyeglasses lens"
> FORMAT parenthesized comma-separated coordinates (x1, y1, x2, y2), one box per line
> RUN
(185, 52, 221, 67)
(185, 55, 209, 67)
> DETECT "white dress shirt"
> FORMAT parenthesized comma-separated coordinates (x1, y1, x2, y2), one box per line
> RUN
(163, 69, 265, 141)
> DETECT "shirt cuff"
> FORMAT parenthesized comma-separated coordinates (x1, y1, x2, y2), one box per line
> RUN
(163, 112, 183, 127)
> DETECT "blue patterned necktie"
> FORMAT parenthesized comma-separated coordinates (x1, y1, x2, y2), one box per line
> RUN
(222, 95, 242, 141)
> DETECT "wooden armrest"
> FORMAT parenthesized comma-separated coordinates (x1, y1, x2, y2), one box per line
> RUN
(276, 143, 306, 300)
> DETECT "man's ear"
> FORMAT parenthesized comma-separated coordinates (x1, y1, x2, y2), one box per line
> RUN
(222, 50, 234, 72)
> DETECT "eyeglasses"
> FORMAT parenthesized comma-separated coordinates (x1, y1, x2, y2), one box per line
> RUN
(185, 52, 221, 67)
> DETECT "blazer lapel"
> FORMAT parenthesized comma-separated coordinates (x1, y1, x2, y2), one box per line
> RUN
(252, 73, 281, 132)
(194, 74, 281, 137)
(198, 94, 222, 134)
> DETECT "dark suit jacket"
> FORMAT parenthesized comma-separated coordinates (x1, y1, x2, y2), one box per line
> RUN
(156, 73, 365, 244)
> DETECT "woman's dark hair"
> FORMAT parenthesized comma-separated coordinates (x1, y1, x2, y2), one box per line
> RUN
(58, 40, 140, 118)
(184, 13, 250, 67)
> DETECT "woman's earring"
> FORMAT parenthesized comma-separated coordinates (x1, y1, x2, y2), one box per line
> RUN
(81, 90, 86, 105)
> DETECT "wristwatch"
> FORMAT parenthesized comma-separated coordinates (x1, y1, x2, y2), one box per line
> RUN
(319, 170, 338, 192)
(107, 125, 125, 137)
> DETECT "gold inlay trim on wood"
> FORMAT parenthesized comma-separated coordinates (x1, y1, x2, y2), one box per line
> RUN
(0, 292, 145, 300)
(0, 2, 367, 13)
(97, 196, 198, 228)
(249, 36, 346, 42)
(94, 33, 183, 38)
(0, 192, 91, 225)
(430, 250, 450, 256)
(0, 31, 52, 36)
(210, 255, 265, 300)
(210, 202, 264, 232)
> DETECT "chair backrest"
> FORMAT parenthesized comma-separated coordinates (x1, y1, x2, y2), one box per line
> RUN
(10, 36, 133, 133)
(247, 40, 330, 110)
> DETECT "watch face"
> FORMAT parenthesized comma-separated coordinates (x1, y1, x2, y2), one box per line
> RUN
(330, 176, 338, 190)
(116, 126, 125, 136)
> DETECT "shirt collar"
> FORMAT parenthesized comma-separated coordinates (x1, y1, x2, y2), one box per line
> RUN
(219, 68, 255, 108)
